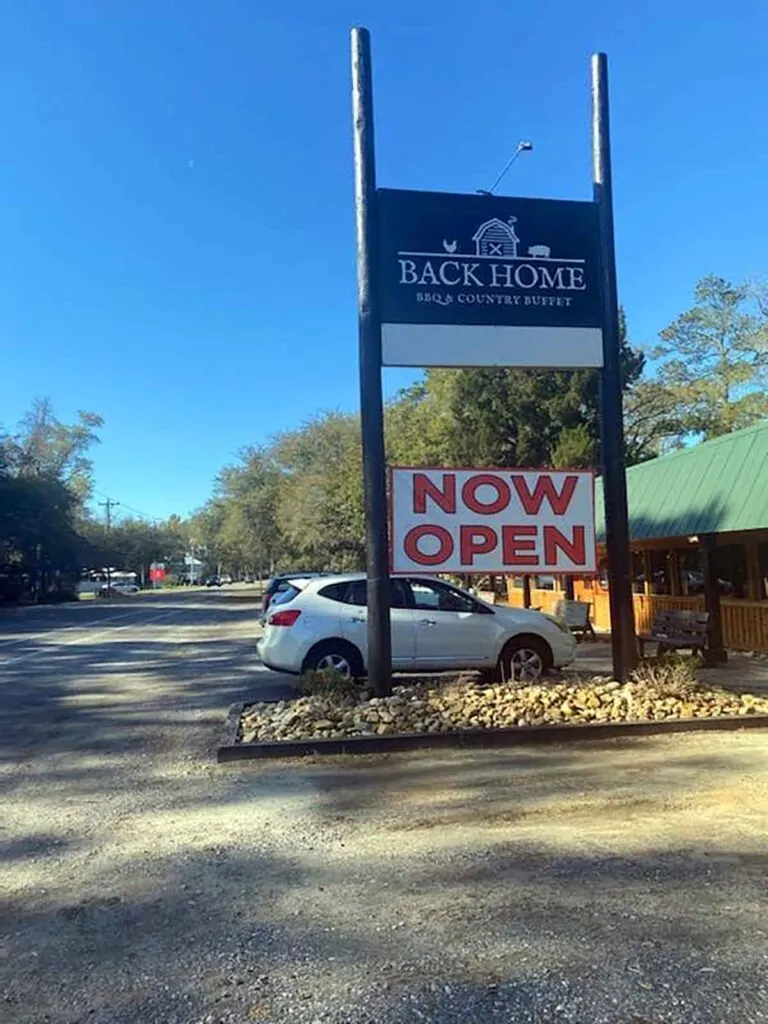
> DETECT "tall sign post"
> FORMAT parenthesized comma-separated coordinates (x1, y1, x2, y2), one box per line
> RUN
(351, 28, 392, 697)
(351, 32, 636, 692)
(591, 53, 637, 680)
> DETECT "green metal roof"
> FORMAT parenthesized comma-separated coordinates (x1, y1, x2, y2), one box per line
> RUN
(595, 420, 768, 543)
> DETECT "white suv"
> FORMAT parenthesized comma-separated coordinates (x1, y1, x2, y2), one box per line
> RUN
(259, 573, 576, 682)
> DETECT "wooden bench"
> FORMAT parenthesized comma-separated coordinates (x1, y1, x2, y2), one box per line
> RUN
(637, 609, 710, 659)
(554, 599, 597, 642)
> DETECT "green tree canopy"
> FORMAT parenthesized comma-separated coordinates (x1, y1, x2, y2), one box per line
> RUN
(0, 400, 103, 597)
(653, 275, 768, 440)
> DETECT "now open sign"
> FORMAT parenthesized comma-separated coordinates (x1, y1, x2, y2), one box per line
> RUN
(390, 467, 596, 575)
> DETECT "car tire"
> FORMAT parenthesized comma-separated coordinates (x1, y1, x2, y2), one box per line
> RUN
(497, 635, 552, 683)
(302, 640, 364, 679)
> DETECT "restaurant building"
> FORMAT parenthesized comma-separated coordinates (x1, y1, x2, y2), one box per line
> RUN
(505, 420, 768, 652)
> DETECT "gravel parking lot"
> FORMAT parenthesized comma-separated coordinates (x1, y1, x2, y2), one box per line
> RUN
(2, 589, 768, 1024)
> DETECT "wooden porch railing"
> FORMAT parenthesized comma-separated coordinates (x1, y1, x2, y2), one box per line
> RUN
(505, 587, 563, 615)
(502, 582, 768, 652)
(631, 594, 704, 633)
(721, 599, 768, 651)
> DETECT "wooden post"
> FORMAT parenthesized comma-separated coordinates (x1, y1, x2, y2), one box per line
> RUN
(642, 550, 652, 596)
(351, 27, 392, 696)
(592, 53, 637, 681)
(564, 576, 575, 600)
(746, 542, 761, 601)
(701, 534, 727, 663)
(668, 550, 681, 597)
(522, 575, 532, 609)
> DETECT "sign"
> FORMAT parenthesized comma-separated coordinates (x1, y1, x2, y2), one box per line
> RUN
(377, 188, 603, 369)
(149, 565, 166, 583)
(390, 467, 596, 574)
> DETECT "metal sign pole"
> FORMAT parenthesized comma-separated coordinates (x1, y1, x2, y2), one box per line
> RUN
(591, 52, 637, 681)
(351, 27, 392, 697)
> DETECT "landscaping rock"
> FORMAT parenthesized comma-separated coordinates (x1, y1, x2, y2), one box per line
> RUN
(237, 672, 768, 744)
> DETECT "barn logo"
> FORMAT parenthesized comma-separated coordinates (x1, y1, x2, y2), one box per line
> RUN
(472, 217, 520, 257)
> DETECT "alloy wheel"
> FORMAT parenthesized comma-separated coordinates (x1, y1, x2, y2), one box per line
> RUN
(510, 647, 544, 682)
(316, 652, 352, 676)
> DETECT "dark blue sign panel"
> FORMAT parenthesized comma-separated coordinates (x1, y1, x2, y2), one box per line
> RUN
(376, 188, 603, 369)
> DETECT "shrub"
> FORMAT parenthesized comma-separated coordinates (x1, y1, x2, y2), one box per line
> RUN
(298, 669, 361, 703)
(630, 654, 701, 696)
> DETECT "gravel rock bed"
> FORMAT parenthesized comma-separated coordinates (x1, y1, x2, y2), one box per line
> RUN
(238, 675, 768, 743)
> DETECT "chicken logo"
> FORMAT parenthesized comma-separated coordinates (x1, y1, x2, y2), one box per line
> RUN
(442, 239, 457, 254)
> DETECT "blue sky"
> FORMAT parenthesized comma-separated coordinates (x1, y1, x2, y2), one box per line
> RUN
(1, 1, 766, 520)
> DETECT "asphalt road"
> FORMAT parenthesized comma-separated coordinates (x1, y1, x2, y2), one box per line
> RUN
(3, 589, 768, 1024)
(0, 586, 288, 761)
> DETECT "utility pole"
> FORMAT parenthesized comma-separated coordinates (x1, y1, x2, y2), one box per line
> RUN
(99, 498, 120, 597)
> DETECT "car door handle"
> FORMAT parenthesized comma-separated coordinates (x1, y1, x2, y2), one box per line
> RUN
(419, 618, 437, 627)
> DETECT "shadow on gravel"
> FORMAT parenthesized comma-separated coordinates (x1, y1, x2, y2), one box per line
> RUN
(297, 740, 745, 828)
(0, 832, 77, 863)
(3, 591, 768, 1022)
(2, 834, 767, 1023)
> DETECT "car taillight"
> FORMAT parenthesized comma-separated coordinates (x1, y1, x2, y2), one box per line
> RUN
(268, 609, 302, 627)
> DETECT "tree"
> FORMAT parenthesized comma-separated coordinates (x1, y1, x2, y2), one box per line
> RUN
(216, 448, 282, 572)
(0, 400, 103, 600)
(9, 398, 103, 502)
(622, 378, 688, 464)
(385, 372, 458, 467)
(398, 309, 644, 470)
(274, 414, 364, 570)
(654, 275, 768, 440)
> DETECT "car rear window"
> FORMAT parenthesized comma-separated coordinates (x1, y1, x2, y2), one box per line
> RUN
(318, 582, 349, 603)
(269, 584, 301, 608)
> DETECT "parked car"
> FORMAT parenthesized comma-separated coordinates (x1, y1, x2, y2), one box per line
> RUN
(220, 574, 233, 585)
(99, 581, 140, 596)
(204, 576, 222, 587)
(261, 571, 328, 618)
(258, 572, 576, 682)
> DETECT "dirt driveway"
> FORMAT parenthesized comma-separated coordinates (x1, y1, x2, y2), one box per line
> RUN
(2, 591, 768, 1023)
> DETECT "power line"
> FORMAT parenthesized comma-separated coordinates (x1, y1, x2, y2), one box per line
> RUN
(92, 490, 164, 524)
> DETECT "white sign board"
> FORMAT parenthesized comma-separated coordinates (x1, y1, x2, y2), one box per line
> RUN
(390, 467, 596, 575)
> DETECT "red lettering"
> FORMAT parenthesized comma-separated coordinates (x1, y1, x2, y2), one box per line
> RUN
(511, 474, 578, 515)
(543, 525, 586, 567)
(403, 525, 453, 566)
(462, 474, 510, 515)
(413, 473, 456, 514)
(459, 525, 497, 566)
(501, 525, 538, 566)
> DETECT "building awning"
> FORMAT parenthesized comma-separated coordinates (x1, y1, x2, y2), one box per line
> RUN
(595, 420, 768, 543)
